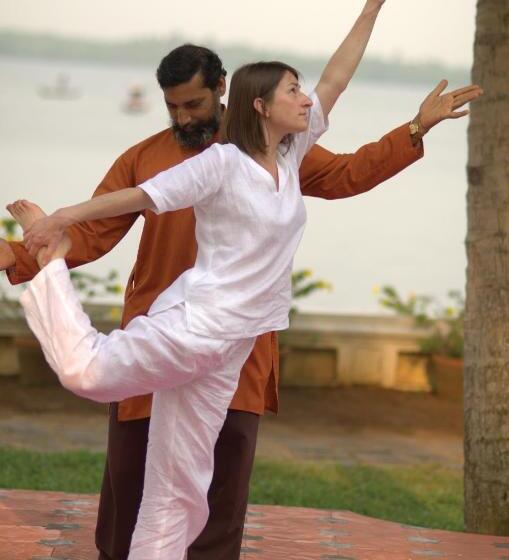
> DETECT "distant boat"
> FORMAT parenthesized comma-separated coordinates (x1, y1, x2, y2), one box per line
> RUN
(38, 73, 81, 100)
(122, 85, 149, 114)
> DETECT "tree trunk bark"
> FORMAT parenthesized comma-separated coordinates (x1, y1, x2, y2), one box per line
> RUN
(465, 0, 509, 535)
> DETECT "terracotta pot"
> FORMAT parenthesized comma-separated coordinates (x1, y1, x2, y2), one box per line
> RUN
(428, 354, 464, 401)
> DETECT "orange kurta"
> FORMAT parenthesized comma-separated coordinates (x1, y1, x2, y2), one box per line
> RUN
(7, 123, 423, 421)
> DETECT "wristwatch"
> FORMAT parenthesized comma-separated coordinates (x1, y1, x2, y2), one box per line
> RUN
(409, 120, 420, 136)
(409, 117, 424, 145)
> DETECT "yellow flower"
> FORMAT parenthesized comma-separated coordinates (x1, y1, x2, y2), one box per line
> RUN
(108, 306, 123, 321)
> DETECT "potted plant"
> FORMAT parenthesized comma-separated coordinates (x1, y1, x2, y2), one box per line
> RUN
(376, 285, 464, 400)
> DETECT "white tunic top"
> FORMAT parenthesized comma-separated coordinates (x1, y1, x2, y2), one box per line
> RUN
(139, 92, 328, 339)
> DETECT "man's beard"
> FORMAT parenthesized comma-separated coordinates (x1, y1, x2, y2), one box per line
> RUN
(172, 112, 221, 149)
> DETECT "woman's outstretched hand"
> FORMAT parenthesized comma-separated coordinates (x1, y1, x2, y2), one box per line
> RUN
(415, 80, 483, 134)
(23, 214, 73, 260)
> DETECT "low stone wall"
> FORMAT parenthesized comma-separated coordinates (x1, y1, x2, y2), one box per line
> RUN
(0, 300, 122, 385)
(0, 301, 431, 391)
(279, 312, 431, 392)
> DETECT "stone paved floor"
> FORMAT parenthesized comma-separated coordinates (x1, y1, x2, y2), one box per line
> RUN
(1, 489, 509, 560)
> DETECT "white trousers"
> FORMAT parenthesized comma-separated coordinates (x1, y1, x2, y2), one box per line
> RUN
(20, 259, 256, 559)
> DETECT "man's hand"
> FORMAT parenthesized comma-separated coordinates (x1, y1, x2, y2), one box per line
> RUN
(416, 80, 483, 134)
(22, 215, 71, 259)
(0, 239, 15, 271)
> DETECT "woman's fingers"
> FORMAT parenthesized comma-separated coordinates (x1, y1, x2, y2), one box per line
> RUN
(45, 235, 62, 261)
(24, 230, 44, 257)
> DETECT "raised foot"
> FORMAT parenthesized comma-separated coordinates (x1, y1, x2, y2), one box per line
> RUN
(6, 200, 45, 231)
(6, 200, 72, 267)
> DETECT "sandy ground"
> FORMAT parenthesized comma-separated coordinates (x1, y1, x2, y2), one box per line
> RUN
(0, 377, 463, 467)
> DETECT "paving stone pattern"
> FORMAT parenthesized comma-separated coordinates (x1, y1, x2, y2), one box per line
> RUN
(0, 489, 508, 559)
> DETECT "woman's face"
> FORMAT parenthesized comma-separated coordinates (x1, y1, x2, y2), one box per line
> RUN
(265, 71, 313, 135)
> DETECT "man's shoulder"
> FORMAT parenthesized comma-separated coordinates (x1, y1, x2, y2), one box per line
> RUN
(104, 128, 183, 182)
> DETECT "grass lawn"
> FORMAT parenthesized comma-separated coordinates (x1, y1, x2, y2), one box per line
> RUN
(250, 460, 463, 531)
(0, 446, 463, 531)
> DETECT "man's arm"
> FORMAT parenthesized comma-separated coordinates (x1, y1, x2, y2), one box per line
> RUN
(5, 153, 140, 284)
(0, 240, 15, 270)
(21, 144, 225, 262)
(300, 80, 483, 199)
(300, 121, 421, 199)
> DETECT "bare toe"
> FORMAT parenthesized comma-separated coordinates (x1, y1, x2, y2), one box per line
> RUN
(6, 203, 20, 220)
(7, 199, 46, 231)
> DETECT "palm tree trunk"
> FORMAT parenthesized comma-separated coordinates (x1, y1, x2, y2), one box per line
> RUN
(465, 0, 509, 535)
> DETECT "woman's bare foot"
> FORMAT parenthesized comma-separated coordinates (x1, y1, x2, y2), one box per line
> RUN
(6, 200, 71, 268)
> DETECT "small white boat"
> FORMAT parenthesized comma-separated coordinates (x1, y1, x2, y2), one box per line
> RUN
(38, 73, 81, 100)
(122, 85, 149, 114)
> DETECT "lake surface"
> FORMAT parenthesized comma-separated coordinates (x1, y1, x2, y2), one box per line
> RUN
(0, 55, 470, 314)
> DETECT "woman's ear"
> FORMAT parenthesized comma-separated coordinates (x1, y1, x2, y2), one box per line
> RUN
(253, 97, 269, 118)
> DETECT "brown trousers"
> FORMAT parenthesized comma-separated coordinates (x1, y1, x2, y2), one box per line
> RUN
(96, 404, 260, 560)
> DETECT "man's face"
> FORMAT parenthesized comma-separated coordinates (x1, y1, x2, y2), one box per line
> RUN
(163, 72, 225, 149)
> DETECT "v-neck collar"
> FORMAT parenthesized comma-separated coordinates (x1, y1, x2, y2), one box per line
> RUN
(244, 150, 288, 194)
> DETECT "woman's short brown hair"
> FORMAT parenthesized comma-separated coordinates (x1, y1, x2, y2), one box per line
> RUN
(220, 61, 300, 156)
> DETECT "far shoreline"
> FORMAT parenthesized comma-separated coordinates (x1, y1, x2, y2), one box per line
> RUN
(0, 29, 469, 88)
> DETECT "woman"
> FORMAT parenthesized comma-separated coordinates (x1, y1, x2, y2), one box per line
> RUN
(9, 1, 385, 558)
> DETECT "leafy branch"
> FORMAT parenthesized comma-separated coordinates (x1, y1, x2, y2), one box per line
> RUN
(376, 285, 464, 358)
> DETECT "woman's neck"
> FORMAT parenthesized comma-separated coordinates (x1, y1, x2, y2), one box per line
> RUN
(254, 132, 282, 164)
(253, 147, 277, 165)
(251, 146, 280, 187)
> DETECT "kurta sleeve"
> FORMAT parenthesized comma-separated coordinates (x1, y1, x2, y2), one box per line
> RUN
(138, 144, 226, 214)
(6, 153, 140, 285)
(299, 122, 424, 200)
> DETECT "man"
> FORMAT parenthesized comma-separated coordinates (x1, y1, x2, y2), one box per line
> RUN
(0, 44, 481, 560)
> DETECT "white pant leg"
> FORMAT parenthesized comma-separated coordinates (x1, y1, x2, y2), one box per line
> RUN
(21, 259, 258, 559)
(19, 259, 238, 402)
(129, 336, 254, 560)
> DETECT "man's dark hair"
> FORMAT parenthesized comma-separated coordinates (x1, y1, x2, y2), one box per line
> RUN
(156, 44, 227, 90)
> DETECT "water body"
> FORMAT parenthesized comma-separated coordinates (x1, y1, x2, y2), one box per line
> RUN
(0, 55, 469, 314)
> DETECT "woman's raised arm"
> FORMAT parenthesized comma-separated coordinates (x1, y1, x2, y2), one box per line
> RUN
(17, 186, 153, 259)
(18, 143, 226, 260)
(315, 0, 385, 116)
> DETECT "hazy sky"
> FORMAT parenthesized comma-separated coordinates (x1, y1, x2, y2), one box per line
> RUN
(1, 0, 476, 67)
